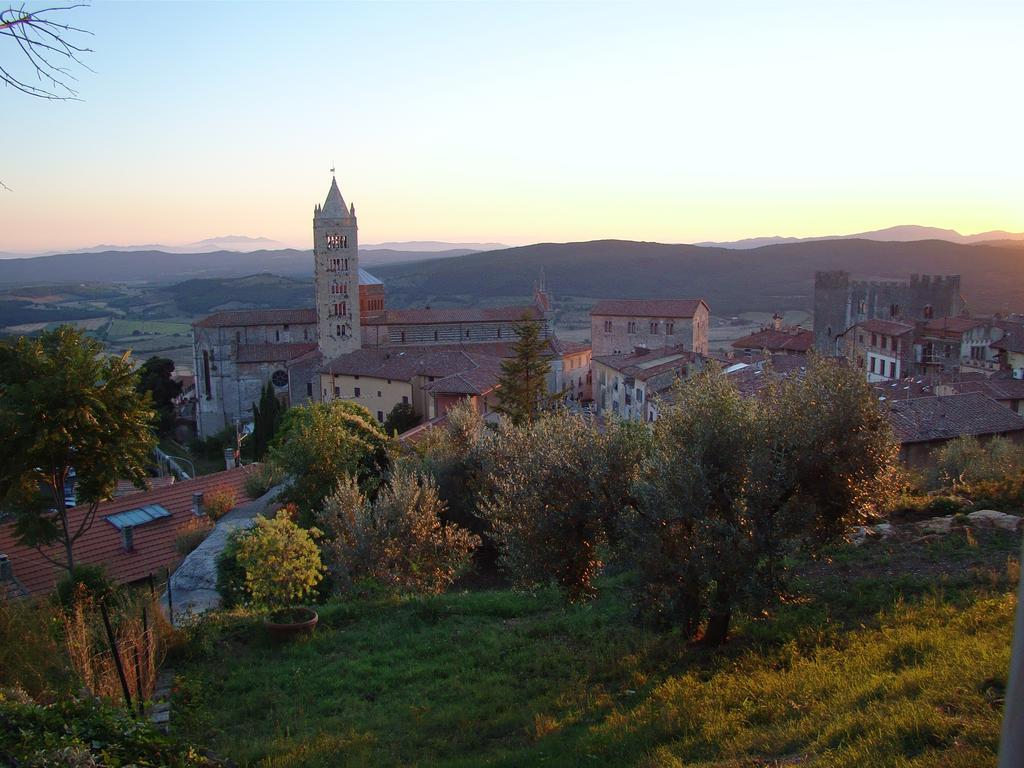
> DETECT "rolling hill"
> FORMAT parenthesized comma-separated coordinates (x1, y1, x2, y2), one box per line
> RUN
(371, 238, 1024, 315)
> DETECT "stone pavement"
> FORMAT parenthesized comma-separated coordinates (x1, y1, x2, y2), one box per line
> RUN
(165, 484, 284, 623)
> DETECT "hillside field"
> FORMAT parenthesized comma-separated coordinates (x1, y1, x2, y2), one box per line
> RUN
(171, 527, 1020, 767)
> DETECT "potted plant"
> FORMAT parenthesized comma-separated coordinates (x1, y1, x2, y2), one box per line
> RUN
(234, 508, 325, 640)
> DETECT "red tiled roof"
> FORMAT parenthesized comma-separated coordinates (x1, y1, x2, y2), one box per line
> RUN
(944, 377, 1024, 402)
(362, 305, 541, 326)
(235, 342, 317, 364)
(886, 392, 1024, 445)
(992, 331, 1024, 355)
(731, 327, 813, 354)
(590, 298, 708, 319)
(422, 357, 505, 395)
(0, 467, 255, 597)
(592, 345, 701, 382)
(922, 316, 986, 334)
(194, 308, 317, 329)
(114, 476, 177, 497)
(856, 319, 916, 337)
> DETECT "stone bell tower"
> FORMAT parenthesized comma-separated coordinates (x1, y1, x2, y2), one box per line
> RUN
(313, 176, 361, 360)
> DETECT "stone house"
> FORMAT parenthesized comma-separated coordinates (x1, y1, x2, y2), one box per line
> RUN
(590, 298, 710, 357)
(839, 318, 915, 382)
(991, 322, 1024, 379)
(916, 316, 1000, 377)
(591, 345, 705, 422)
(731, 314, 813, 357)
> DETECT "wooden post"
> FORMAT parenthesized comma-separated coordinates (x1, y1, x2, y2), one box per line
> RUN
(99, 601, 133, 712)
(166, 566, 174, 627)
(132, 640, 145, 716)
(148, 572, 155, 600)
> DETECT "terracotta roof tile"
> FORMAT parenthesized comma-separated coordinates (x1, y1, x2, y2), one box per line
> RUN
(590, 298, 708, 318)
(592, 345, 700, 382)
(0, 467, 255, 597)
(886, 392, 1024, 444)
(362, 305, 541, 326)
(235, 342, 317, 363)
(731, 327, 814, 353)
(856, 319, 916, 336)
(194, 308, 317, 329)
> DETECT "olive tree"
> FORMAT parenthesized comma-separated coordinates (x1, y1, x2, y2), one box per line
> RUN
(0, 327, 155, 573)
(630, 358, 899, 645)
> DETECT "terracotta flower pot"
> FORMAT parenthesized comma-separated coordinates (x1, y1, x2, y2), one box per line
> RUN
(266, 607, 318, 640)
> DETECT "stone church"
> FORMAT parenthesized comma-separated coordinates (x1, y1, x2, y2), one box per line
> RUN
(192, 176, 584, 438)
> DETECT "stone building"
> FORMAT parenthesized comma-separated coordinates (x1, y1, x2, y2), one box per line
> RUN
(591, 345, 706, 422)
(192, 176, 574, 438)
(590, 298, 710, 357)
(813, 271, 964, 353)
(838, 318, 915, 382)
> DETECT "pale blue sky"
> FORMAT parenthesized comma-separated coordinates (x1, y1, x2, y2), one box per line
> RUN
(2, 0, 1022, 251)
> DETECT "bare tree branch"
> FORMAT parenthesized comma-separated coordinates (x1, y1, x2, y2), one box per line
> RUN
(0, 3, 92, 100)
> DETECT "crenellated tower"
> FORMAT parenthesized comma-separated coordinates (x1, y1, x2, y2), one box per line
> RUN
(314, 176, 361, 359)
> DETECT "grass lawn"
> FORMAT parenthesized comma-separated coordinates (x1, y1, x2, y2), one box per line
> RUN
(172, 529, 1020, 767)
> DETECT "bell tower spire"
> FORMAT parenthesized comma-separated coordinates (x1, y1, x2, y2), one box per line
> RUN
(313, 172, 360, 360)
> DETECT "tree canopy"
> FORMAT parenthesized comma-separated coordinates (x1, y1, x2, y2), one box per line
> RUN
(268, 400, 389, 523)
(135, 356, 182, 436)
(0, 327, 156, 572)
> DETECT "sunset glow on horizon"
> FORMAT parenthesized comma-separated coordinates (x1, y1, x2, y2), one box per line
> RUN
(2, 0, 1023, 253)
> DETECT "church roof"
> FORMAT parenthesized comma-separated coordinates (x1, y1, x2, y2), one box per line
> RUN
(194, 308, 317, 329)
(320, 176, 350, 218)
(362, 305, 541, 326)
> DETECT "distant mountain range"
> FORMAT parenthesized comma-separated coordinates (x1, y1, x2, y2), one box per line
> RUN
(696, 225, 1024, 249)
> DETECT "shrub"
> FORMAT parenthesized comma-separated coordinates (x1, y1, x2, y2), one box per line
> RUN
(316, 468, 479, 595)
(55, 564, 118, 609)
(383, 402, 421, 436)
(175, 517, 212, 557)
(963, 471, 1024, 511)
(215, 530, 248, 609)
(0, 694, 223, 767)
(233, 510, 325, 609)
(203, 485, 237, 521)
(243, 463, 284, 499)
(932, 435, 1024, 489)
(478, 410, 648, 601)
(0, 598, 69, 699)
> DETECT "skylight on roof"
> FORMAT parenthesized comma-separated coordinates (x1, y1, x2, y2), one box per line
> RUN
(105, 504, 171, 530)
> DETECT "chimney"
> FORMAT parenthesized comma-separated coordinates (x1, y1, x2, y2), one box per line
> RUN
(192, 492, 205, 517)
(0, 553, 11, 581)
(772, 312, 783, 331)
(224, 448, 237, 470)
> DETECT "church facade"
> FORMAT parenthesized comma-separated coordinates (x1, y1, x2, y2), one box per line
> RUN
(192, 176, 561, 438)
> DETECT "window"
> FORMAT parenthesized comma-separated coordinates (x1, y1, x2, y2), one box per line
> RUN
(666, 322, 674, 334)
(466, 329, 471, 338)
(628, 321, 637, 334)
(889, 361, 896, 378)
(871, 333, 877, 347)
(334, 386, 340, 396)
(858, 299, 866, 314)
(303, 328, 309, 340)
(604, 320, 612, 333)
(924, 304, 934, 319)
(890, 303, 900, 318)
(354, 387, 361, 397)
(650, 322, 658, 334)
(433, 330, 438, 341)
(401, 331, 406, 343)
(326, 233, 343, 249)
(497, 328, 502, 339)
(275, 330, 280, 342)
(235, 331, 241, 343)
(870, 357, 876, 374)
(377, 411, 384, 422)
(306, 382, 313, 397)
(880, 336, 887, 350)
(402, 395, 409, 405)
(377, 390, 382, 398)
(336, 324, 341, 336)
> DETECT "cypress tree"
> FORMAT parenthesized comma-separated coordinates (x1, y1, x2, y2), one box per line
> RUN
(494, 316, 552, 426)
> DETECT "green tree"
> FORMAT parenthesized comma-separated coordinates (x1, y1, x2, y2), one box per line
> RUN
(630, 358, 899, 645)
(383, 401, 420, 436)
(251, 381, 285, 461)
(494, 316, 552, 425)
(268, 400, 389, 523)
(136, 356, 182, 436)
(0, 327, 156, 573)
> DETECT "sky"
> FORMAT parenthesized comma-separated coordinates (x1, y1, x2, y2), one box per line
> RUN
(1, 0, 1022, 252)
